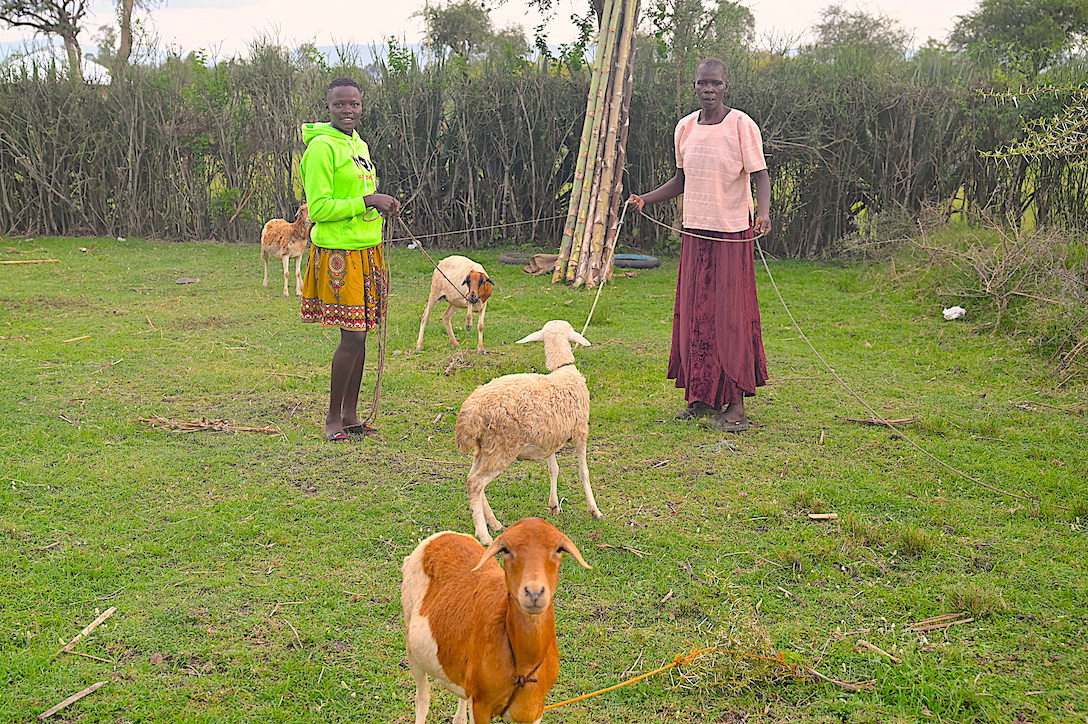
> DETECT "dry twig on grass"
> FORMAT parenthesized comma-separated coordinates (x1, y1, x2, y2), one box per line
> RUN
(596, 543, 650, 557)
(907, 613, 975, 632)
(1, 258, 60, 265)
(1010, 400, 1085, 415)
(138, 416, 283, 435)
(857, 639, 903, 663)
(443, 352, 469, 376)
(53, 607, 116, 659)
(38, 681, 108, 720)
(840, 416, 920, 426)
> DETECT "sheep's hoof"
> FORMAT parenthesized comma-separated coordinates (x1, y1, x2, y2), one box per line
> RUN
(590, 509, 605, 520)
(548, 504, 562, 514)
(465, 324, 472, 331)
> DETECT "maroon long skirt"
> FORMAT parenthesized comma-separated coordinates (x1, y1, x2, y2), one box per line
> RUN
(667, 227, 768, 410)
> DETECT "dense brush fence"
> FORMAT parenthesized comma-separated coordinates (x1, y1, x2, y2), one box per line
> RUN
(1, 44, 1085, 256)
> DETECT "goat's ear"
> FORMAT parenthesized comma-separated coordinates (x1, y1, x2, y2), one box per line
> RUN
(557, 534, 592, 570)
(463, 275, 472, 286)
(516, 329, 545, 344)
(472, 536, 506, 571)
(568, 330, 591, 347)
(484, 277, 494, 286)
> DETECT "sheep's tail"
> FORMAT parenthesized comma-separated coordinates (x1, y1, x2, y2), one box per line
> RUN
(454, 411, 483, 455)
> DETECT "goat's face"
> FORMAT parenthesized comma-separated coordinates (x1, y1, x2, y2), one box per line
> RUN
(296, 203, 311, 225)
(461, 271, 494, 306)
(474, 518, 590, 616)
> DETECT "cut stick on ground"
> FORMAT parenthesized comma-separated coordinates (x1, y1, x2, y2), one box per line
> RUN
(909, 613, 968, 627)
(596, 543, 650, 557)
(38, 681, 108, 720)
(841, 417, 920, 426)
(777, 586, 807, 605)
(268, 601, 303, 617)
(908, 617, 975, 633)
(857, 639, 903, 663)
(806, 667, 874, 692)
(808, 513, 839, 520)
(66, 650, 116, 664)
(1, 258, 61, 264)
(138, 416, 282, 435)
(53, 607, 116, 658)
(62, 335, 91, 343)
(1010, 400, 1085, 415)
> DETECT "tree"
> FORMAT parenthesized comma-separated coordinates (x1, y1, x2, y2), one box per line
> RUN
(811, 4, 911, 59)
(0, 0, 88, 79)
(421, 0, 494, 57)
(950, 0, 1088, 71)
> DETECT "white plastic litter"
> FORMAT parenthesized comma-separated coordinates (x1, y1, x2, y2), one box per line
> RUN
(942, 306, 967, 320)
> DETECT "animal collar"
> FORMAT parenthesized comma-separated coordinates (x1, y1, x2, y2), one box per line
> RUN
(553, 362, 575, 370)
(502, 638, 544, 716)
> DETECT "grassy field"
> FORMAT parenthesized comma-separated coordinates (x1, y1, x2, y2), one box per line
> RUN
(1, 235, 1085, 723)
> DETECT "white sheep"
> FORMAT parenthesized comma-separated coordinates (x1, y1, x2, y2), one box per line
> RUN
(401, 516, 591, 723)
(260, 203, 311, 296)
(454, 320, 604, 544)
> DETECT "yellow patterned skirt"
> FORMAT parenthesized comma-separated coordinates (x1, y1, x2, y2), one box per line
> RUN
(301, 245, 388, 331)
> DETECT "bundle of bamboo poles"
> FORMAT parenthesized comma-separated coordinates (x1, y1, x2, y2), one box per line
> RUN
(552, 0, 641, 288)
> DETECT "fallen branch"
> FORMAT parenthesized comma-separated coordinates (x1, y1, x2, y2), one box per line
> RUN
(269, 601, 303, 617)
(908, 616, 975, 633)
(1, 258, 60, 265)
(38, 681, 108, 720)
(62, 335, 90, 344)
(65, 650, 116, 664)
(805, 666, 874, 692)
(443, 353, 469, 376)
(138, 416, 282, 435)
(841, 417, 920, 426)
(1010, 400, 1085, 415)
(908, 612, 967, 627)
(807, 513, 839, 520)
(596, 543, 650, 557)
(54, 607, 116, 658)
(776, 586, 807, 605)
(857, 639, 902, 663)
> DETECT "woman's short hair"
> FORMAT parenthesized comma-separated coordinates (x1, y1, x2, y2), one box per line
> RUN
(695, 58, 728, 82)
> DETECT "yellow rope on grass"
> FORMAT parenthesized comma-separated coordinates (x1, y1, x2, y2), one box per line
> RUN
(543, 646, 794, 711)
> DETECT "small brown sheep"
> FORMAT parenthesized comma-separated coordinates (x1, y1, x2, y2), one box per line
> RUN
(454, 320, 604, 544)
(261, 203, 311, 297)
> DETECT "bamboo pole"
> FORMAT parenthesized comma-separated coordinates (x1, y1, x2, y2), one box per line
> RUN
(577, 0, 639, 288)
(553, 0, 619, 283)
(563, 0, 622, 283)
(600, 0, 640, 278)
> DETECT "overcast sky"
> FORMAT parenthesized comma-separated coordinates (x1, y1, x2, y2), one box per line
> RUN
(1, 0, 981, 59)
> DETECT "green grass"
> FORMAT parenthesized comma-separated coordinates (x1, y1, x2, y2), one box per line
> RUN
(1, 236, 1086, 722)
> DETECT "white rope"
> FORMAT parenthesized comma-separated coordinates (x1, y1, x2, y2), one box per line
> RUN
(636, 208, 1035, 503)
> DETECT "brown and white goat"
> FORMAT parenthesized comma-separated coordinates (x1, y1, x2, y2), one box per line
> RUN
(260, 203, 311, 297)
(416, 255, 494, 352)
(402, 517, 590, 723)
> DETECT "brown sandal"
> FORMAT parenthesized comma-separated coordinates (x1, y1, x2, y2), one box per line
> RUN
(675, 401, 716, 420)
(706, 414, 750, 432)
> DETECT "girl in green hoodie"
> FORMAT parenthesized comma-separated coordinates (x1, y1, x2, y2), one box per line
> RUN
(300, 77, 402, 442)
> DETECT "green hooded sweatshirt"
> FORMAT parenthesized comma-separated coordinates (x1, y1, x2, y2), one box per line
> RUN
(300, 123, 383, 250)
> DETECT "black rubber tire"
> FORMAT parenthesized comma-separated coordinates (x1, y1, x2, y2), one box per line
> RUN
(499, 252, 535, 265)
(613, 253, 660, 269)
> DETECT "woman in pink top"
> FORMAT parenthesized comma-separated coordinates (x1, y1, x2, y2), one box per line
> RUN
(628, 58, 771, 432)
